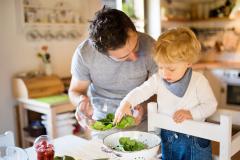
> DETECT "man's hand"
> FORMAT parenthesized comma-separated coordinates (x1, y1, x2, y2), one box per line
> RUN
(113, 101, 132, 124)
(78, 95, 93, 118)
(75, 95, 93, 130)
(173, 109, 193, 123)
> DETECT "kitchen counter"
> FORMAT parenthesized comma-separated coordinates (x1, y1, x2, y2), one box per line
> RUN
(26, 135, 109, 160)
(26, 134, 160, 160)
(193, 61, 240, 70)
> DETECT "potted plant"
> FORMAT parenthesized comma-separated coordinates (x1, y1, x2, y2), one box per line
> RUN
(37, 45, 52, 75)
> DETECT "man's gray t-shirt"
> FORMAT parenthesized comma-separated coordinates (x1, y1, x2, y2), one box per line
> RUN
(71, 32, 158, 120)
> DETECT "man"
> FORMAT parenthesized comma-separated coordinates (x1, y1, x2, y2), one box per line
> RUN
(69, 7, 157, 132)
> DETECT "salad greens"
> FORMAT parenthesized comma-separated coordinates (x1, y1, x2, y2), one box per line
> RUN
(91, 113, 135, 131)
(115, 137, 147, 151)
(115, 115, 135, 129)
(91, 113, 114, 131)
(54, 155, 75, 160)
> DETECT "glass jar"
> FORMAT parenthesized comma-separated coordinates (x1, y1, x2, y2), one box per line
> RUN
(34, 135, 54, 160)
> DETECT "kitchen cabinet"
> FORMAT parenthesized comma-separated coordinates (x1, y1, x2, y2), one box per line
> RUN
(13, 75, 76, 147)
(18, 98, 76, 147)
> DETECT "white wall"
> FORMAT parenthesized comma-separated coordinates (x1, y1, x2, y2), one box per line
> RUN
(0, 0, 102, 140)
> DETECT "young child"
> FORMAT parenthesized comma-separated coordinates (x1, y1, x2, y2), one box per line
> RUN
(114, 27, 217, 160)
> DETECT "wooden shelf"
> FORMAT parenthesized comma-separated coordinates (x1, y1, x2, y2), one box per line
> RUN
(25, 136, 36, 143)
(23, 22, 87, 28)
(193, 61, 240, 70)
(162, 18, 240, 29)
(18, 99, 76, 147)
(17, 0, 89, 40)
(23, 5, 77, 11)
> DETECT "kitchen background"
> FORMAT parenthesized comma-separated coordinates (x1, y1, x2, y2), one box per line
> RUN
(0, 0, 162, 143)
(1, 0, 240, 146)
(0, 0, 102, 136)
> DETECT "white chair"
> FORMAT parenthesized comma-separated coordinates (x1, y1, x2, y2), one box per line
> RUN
(0, 131, 29, 160)
(148, 102, 240, 160)
(0, 131, 15, 147)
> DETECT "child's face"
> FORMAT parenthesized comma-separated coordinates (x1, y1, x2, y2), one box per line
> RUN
(158, 62, 191, 83)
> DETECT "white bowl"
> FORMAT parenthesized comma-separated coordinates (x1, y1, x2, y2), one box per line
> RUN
(103, 131, 161, 160)
(91, 127, 119, 139)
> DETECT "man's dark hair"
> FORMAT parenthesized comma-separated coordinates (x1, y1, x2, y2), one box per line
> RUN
(89, 7, 136, 54)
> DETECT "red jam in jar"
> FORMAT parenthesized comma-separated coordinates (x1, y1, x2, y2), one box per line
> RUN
(34, 135, 54, 160)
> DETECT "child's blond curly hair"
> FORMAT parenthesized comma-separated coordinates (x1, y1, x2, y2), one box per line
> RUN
(153, 27, 201, 64)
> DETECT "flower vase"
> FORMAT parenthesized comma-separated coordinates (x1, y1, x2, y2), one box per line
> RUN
(44, 63, 53, 76)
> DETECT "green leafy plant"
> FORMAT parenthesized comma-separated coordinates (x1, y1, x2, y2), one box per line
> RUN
(91, 113, 135, 131)
(122, 0, 137, 19)
(116, 137, 147, 151)
(91, 113, 114, 131)
(115, 115, 135, 129)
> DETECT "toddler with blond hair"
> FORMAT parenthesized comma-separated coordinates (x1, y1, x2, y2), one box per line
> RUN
(114, 27, 217, 160)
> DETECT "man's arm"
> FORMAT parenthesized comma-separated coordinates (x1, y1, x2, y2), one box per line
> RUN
(68, 76, 90, 106)
(68, 76, 94, 118)
(69, 76, 94, 131)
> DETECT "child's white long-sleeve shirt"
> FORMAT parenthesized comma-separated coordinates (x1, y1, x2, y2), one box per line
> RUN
(123, 71, 217, 121)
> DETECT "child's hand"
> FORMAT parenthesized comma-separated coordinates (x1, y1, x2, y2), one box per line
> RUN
(113, 101, 132, 124)
(173, 109, 193, 123)
(132, 105, 144, 125)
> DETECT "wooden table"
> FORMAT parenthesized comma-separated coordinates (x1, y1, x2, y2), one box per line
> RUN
(26, 135, 111, 160)
(25, 120, 159, 160)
